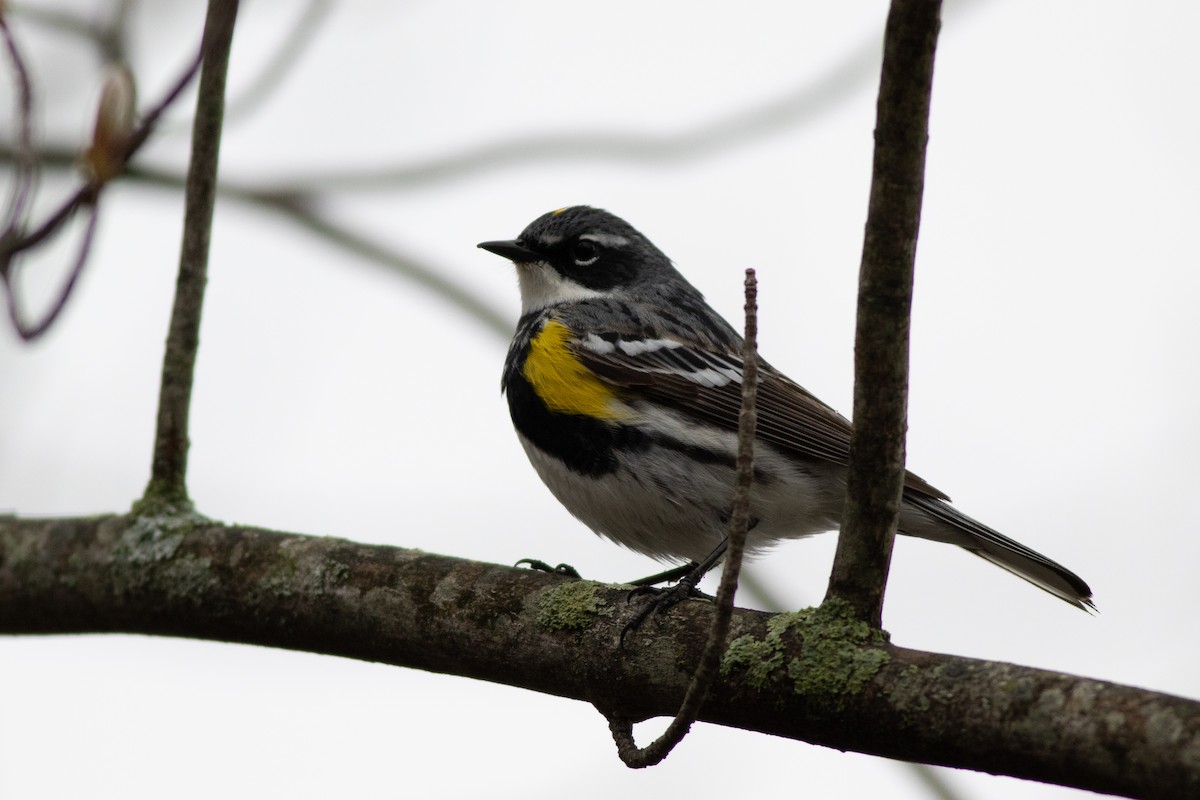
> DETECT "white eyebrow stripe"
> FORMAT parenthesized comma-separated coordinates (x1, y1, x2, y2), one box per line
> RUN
(579, 232, 631, 248)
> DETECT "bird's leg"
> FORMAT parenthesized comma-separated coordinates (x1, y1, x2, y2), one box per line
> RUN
(628, 562, 699, 586)
(622, 538, 728, 640)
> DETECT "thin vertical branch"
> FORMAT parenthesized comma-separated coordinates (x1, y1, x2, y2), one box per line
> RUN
(606, 270, 760, 768)
(142, 0, 240, 511)
(825, 0, 942, 627)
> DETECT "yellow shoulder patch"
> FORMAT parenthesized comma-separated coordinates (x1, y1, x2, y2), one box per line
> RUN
(524, 321, 628, 419)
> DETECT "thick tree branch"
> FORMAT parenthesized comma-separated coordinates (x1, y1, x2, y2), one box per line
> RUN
(0, 513, 1195, 799)
(827, 0, 941, 626)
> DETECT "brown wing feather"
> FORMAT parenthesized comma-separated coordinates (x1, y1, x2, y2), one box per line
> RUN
(576, 344, 950, 501)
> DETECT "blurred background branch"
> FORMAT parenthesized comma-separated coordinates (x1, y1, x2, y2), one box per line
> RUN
(9, 0, 133, 63)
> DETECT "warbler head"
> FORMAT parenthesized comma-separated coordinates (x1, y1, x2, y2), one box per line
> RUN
(478, 206, 685, 313)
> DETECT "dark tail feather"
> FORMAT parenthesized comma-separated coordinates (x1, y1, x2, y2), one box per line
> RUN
(902, 494, 1095, 611)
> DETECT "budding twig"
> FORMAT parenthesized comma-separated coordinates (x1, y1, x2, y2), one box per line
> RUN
(606, 269, 760, 768)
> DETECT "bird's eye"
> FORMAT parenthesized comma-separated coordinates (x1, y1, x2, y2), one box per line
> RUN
(572, 240, 600, 266)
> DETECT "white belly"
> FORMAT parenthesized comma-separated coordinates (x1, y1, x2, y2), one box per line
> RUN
(517, 430, 845, 564)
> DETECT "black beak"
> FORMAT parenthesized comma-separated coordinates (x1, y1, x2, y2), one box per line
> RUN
(478, 239, 542, 262)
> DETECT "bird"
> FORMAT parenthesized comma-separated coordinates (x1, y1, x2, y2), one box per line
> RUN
(478, 205, 1094, 612)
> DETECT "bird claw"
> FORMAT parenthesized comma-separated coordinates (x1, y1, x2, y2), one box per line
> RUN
(515, 558, 712, 645)
(620, 581, 713, 644)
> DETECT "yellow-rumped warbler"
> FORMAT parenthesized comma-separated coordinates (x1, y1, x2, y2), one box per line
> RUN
(479, 206, 1093, 610)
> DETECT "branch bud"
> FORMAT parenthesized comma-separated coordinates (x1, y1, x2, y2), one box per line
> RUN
(83, 63, 137, 186)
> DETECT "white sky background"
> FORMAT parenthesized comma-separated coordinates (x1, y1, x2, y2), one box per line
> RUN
(1, 1, 1198, 798)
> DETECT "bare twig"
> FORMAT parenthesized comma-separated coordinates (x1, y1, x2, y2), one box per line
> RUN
(142, 0, 240, 510)
(825, 0, 942, 627)
(605, 270, 760, 768)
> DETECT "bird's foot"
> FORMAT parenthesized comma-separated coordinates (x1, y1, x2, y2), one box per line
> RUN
(621, 569, 713, 643)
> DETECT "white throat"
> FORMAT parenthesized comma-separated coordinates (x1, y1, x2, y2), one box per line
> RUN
(515, 261, 607, 313)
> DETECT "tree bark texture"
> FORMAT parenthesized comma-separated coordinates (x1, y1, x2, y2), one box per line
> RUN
(829, 0, 941, 626)
(146, 0, 239, 507)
